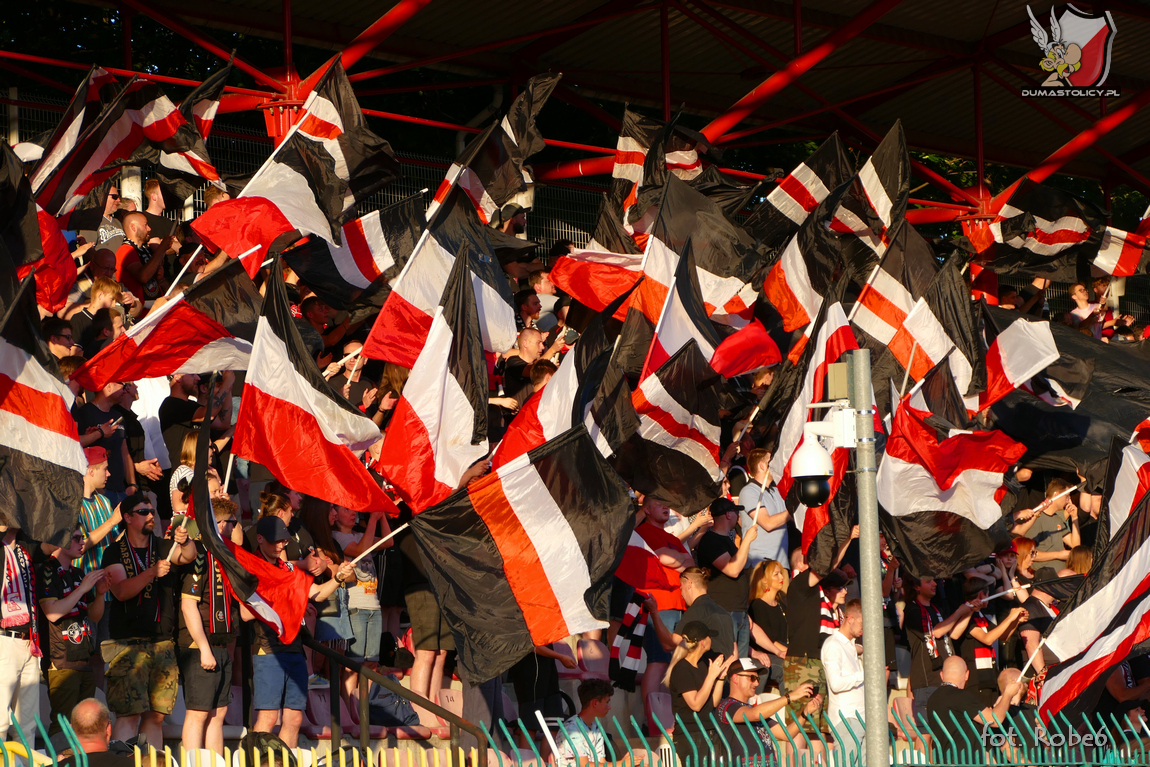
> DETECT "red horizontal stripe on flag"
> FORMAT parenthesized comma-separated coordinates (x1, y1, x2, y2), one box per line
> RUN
(549, 258, 640, 320)
(375, 397, 453, 512)
(889, 326, 932, 381)
(0, 375, 80, 442)
(1113, 232, 1145, 277)
(467, 474, 568, 643)
(363, 291, 434, 368)
(632, 386, 719, 459)
(1030, 228, 1090, 246)
(857, 283, 908, 331)
(614, 151, 645, 167)
(140, 109, 184, 142)
(234, 384, 393, 512)
(297, 114, 342, 141)
(776, 173, 819, 214)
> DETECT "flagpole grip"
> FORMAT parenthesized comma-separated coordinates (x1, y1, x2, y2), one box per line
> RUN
(350, 522, 408, 566)
(167, 516, 190, 562)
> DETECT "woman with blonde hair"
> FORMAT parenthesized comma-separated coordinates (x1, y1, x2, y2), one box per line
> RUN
(747, 560, 789, 693)
(663, 621, 735, 759)
(1061, 545, 1093, 576)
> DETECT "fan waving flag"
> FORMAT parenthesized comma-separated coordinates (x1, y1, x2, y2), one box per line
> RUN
(378, 243, 490, 512)
(878, 399, 1026, 579)
(411, 426, 634, 683)
(425, 73, 560, 225)
(1040, 490, 1150, 722)
(233, 260, 396, 513)
(193, 61, 400, 266)
(744, 133, 853, 254)
(70, 259, 261, 391)
(492, 282, 640, 470)
(284, 194, 423, 310)
(0, 254, 85, 547)
(188, 375, 312, 645)
(362, 185, 520, 367)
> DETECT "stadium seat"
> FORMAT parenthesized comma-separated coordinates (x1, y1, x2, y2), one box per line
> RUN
(645, 692, 674, 736)
(576, 638, 610, 680)
(551, 642, 582, 681)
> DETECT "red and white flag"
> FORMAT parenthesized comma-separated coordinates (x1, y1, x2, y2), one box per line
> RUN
(1107, 445, 1150, 541)
(828, 121, 910, 257)
(377, 244, 490, 512)
(969, 307, 1060, 414)
(233, 262, 396, 513)
(71, 260, 261, 391)
(549, 248, 643, 320)
(27, 65, 119, 190)
(1093, 225, 1149, 277)
(614, 530, 675, 590)
(640, 239, 724, 381)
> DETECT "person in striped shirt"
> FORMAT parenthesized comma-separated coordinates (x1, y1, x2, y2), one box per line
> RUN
(79, 448, 123, 577)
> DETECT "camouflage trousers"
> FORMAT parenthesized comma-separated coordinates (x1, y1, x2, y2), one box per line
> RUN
(104, 639, 179, 716)
(783, 655, 829, 733)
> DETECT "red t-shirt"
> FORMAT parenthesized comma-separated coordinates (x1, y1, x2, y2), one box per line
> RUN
(635, 522, 687, 611)
(114, 243, 146, 300)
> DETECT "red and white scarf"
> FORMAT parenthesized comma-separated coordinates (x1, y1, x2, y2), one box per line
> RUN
(1, 543, 41, 657)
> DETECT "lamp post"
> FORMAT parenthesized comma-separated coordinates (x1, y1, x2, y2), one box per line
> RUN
(850, 347, 889, 767)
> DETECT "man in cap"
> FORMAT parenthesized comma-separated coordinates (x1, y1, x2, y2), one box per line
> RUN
(716, 659, 821, 765)
(243, 516, 353, 748)
(694, 497, 758, 656)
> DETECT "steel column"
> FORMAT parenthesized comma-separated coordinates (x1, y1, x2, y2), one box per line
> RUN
(700, 0, 905, 142)
(340, 0, 436, 71)
(282, 0, 292, 71)
(115, 0, 286, 92)
(661, 3, 671, 121)
(973, 64, 984, 195)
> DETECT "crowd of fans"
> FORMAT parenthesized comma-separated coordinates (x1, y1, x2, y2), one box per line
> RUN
(3, 181, 1141, 766)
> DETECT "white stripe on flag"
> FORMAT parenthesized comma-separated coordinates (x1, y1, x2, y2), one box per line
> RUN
(0, 341, 85, 474)
(1109, 446, 1150, 538)
(997, 319, 1058, 387)
(496, 452, 606, 636)
(246, 317, 380, 450)
(876, 453, 1006, 530)
(535, 351, 578, 443)
(858, 159, 894, 227)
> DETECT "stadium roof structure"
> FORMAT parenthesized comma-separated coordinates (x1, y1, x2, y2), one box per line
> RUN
(6, 0, 1150, 223)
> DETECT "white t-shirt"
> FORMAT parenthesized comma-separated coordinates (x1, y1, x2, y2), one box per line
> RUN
(332, 530, 381, 611)
(555, 716, 604, 766)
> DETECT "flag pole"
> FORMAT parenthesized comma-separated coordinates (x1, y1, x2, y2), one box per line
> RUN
(898, 342, 918, 400)
(349, 522, 408, 566)
(222, 452, 236, 493)
(1019, 636, 1046, 680)
(535, 711, 562, 759)
(166, 515, 190, 562)
(165, 245, 203, 297)
(846, 263, 881, 322)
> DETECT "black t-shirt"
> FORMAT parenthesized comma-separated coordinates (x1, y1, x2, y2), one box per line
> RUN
(70, 309, 97, 354)
(36, 559, 96, 668)
(959, 612, 999, 707)
(694, 531, 749, 612)
(681, 594, 735, 659)
(159, 397, 200, 469)
(61, 752, 136, 767)
(786, 572, 825, 659)
(101, 536, 177, 640)
(926, 684, 985, 745)
(904, 600, 955, 690)
(178, 546, 238, 648)
(748, 599, 787, 653)
(74, 403, 127, 492)
(113, 405, 151, 494)
(669, 660, 714, 733)
(503, 357, 533, 405)
(330, 373, 374, 411)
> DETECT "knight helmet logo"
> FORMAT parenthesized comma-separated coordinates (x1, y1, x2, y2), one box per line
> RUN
(1027, 4, 1117, 93)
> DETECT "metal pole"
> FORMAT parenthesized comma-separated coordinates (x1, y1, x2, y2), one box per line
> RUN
(973, 64, 984, 196)
(849, 347, 888, 767)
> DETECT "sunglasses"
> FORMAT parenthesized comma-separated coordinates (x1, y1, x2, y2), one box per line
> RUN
(128, 508, 155, 517)
(734, 673, 759, 681)
(223, 518, 238, 525)
(71, 534, 84, 543)
(109, 194, 120, 200)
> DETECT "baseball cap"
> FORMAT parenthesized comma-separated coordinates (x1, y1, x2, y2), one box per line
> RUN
(84, 446, 108, 466)
(732, 658, 768, 674)
(678, 620, 718, 642)
(709, 497, 744, 517)
(256, 515, 291, 543)
(822, 570, 853, 590)
(996, 542, 1018, 556)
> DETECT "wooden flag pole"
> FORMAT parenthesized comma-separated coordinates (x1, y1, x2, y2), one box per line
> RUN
(165, 245, 203, 297)
(350, 523, 408, 566)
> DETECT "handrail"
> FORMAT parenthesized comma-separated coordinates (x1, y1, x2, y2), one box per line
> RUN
(300, 630, 488, 758)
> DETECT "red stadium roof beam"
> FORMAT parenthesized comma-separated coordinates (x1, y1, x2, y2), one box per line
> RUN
(340, 0, 436, 71)
(116, 0, 286, 92)
(699, 0, 905, 143)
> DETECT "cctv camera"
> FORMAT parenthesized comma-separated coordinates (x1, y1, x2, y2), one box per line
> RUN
(792, 432, 834, 507)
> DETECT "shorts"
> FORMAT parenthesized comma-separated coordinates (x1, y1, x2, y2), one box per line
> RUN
(783, 656, 827, 733)
(315, 588, 353, 642)
(609, 577, 635, 622)
(178, 646, 233, 711)
(104, 640, 179, 717)
(46, 668, 95, 735)
(643, 609, 681, 664)
(405, 588, 454, 652)
(912, 685, 940, 725)
(253, 652, 308, 712)
(348, 609, 382, 662)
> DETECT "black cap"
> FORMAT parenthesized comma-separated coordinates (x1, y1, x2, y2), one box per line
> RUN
(256, 515, 291, 543)
(822, 570, 853, 590)
(709, 497, 744, 517)
(679, 620, 718, 642)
